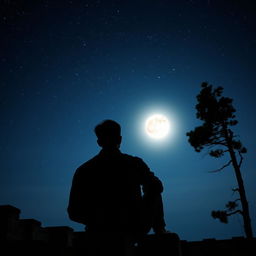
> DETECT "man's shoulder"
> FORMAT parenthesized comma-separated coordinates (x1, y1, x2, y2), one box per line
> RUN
(76, 154, 99, 172)
(121, 152, 141, 160)
(120, 152, 148, 167)
(75, 151, 149, 172)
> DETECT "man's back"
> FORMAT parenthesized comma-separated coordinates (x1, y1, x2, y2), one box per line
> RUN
(68, 148, 163, 234)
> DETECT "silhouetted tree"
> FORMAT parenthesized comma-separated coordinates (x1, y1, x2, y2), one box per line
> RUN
(186, 82, 253, 239)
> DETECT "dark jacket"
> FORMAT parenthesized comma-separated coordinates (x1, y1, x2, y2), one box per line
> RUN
(67, 149, 163, 233)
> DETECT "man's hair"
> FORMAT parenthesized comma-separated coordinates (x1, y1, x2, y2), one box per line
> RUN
(94, 120, 121, 141)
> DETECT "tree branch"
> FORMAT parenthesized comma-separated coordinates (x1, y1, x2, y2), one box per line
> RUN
(232, 188, 239, 195)
(209, 160, 232, 173)
(226, 210, 243, 216)
(208, 141, 227, 146)
(238, 151, 243, 167)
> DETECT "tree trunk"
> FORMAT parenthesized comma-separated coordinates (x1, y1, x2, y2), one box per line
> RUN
(225, 130, 253, 239)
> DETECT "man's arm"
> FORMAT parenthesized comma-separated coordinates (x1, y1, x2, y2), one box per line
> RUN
(67, 169, 87, 224)
(135, 157, 163, 195)
(136, 157, 167, 233)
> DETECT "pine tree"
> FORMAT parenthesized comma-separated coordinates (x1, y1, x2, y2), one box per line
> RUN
(186, 82, 253, 239)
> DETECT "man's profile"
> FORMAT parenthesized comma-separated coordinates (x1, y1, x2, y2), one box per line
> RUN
(67, 119, 167, 255)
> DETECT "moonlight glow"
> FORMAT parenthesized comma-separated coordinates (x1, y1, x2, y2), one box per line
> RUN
(145, 114, 170, 139)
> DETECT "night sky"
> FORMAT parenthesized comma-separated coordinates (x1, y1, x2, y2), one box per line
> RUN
(1, 0, 255, 241)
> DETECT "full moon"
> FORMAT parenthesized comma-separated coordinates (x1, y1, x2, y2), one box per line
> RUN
(145, 114, 170, 139)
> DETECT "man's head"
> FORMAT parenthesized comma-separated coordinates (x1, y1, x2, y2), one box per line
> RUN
(94, 120, 122, 149)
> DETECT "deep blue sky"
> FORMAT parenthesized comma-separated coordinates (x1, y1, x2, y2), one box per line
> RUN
(1, 0, 255, 241)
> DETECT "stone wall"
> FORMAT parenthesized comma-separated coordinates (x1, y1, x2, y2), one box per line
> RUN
(0, 204, 255, 256)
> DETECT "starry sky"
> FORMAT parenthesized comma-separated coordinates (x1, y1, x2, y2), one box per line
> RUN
(1, 0, 255, 241)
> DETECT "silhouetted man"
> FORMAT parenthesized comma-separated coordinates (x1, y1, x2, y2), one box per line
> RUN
(67, 120, 167, 256)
